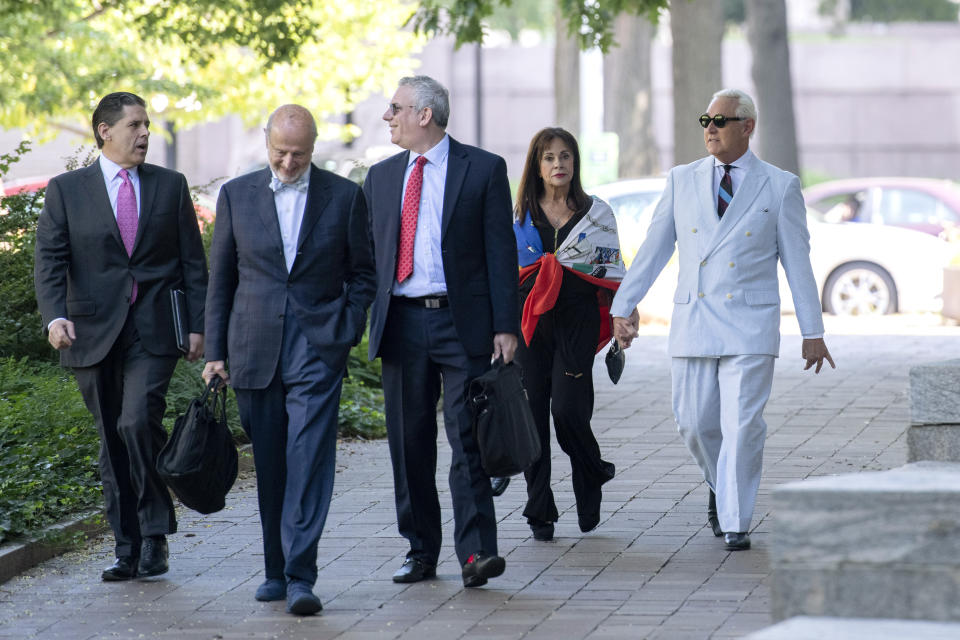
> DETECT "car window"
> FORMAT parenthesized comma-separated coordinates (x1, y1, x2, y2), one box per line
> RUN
(810, 190, 867, 224)
(876, 188, 954, 225)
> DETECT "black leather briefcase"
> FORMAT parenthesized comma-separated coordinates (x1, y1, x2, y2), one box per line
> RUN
(156, 376, 238, 514)
(469, 358, 541, 477)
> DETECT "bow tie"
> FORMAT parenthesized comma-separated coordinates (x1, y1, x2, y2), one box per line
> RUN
(270, 174, 308, 193)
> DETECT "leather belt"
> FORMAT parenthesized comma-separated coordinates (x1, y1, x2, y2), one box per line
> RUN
(392, 295, 449, 309)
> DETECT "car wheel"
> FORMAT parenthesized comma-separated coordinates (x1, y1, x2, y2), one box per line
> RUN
(823, 261, 898, 316)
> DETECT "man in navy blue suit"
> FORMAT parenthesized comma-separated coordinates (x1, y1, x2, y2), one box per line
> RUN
(363, 76, 519, 588)
(204, 104, 375, 615)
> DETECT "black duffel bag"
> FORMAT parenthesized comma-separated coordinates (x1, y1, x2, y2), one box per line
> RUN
(156, 375, 238, 514)
(469, 357, 540, 477)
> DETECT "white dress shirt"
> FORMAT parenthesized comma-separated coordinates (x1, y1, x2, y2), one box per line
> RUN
(393, 135, 450, 297)
(712, 149, 753, 204)
(269, 169, 310, 273)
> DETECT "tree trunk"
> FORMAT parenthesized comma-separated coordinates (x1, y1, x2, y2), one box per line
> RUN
(554, 10, 580, 137)
(669, 0, 723, 166)
(745, 0, 800, 176)
(603, 13, 659, 177)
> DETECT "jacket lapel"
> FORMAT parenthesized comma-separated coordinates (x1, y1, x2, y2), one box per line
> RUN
(80, 162, 126, 253)
(381, 151, 408, 262)
(133, 164, 157, 255)
(251, 169, 285, 254)
(441, 137, 468, 241)
(295, 165, 330, 253)
(694, 158, 719, 239)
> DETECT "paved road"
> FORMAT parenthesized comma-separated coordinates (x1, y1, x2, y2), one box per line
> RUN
(1, 313, 957, 639)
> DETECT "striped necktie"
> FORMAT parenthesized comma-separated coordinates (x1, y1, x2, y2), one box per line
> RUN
(717, 164, 733, 219)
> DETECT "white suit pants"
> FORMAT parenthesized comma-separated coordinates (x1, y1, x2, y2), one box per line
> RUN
(671, 355, 775, 533)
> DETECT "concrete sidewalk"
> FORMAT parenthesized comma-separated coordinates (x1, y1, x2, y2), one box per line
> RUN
(1, 315, 956, 639)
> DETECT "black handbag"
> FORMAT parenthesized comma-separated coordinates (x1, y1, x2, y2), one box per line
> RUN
(156, 376, 238, 514)
(605, 339, 625, 384)
(469, 358, 541, 477)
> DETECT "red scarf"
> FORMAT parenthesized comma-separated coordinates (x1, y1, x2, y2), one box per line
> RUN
(519, 253, 620, 354)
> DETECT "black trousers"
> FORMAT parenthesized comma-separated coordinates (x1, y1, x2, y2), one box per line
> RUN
(380, 301, 497, 566)
(72, 311, 178, 558)
(517, 298, 611, 525)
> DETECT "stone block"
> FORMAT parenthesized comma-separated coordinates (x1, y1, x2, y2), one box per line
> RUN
(910, 360, 960, 426)
(771, 462, 960, 622)
(744, 616, 960, 640)
(909, 360, 960, 462)
(908, 424, 960, 463)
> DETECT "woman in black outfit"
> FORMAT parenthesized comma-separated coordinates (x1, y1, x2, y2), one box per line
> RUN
(511, 127, 624, 541)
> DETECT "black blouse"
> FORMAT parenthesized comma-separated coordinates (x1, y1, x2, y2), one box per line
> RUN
(521, 207, 598, 307)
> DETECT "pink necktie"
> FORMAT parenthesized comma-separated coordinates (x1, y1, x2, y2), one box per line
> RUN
(117, 169, 138, 304)
(396, 155, 427, 283)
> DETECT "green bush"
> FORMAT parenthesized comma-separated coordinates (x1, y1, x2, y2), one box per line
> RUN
(0, 358, 101, 543)
(0, 143, 53, 362)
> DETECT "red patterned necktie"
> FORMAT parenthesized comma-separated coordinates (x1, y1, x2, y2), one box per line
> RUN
(116, 169, 139, 304)
(396, 155, 428, 283)
(717, 164, 734, 219)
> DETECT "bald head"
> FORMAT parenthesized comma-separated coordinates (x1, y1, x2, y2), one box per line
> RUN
(265, 104, 317, 183)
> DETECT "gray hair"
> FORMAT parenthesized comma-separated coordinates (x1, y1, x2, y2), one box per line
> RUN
(399, 75, 450, 129)
(710, 88, 758, 135)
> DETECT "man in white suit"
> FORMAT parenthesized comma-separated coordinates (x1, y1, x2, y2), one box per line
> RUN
(611, 88, 834, 551)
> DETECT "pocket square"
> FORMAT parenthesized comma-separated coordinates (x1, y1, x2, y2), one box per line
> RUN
(605, 339, 625, 384)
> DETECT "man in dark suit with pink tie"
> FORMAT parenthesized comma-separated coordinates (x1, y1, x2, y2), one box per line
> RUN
(35, 91, 208, 582)
(362, 75, 519, 589)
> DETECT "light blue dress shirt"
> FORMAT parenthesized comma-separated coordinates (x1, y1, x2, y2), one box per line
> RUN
(393, 135, 450, 297)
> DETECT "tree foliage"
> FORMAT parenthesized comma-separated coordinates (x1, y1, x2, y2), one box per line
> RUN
(409, 0, 668, 52)
(0, 0, 422, 139)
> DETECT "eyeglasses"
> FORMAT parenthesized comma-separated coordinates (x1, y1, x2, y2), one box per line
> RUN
(699, 114, 747, 129)
(388, 103, 419, 116)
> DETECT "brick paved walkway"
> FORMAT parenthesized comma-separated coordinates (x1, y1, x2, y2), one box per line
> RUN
(1, 315, 957, 639)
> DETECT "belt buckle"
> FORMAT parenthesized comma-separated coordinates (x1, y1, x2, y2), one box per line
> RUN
(425, 297, 441, 309)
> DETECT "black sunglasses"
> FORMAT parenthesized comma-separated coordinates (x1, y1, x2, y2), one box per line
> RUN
(699, 114, 746, 128)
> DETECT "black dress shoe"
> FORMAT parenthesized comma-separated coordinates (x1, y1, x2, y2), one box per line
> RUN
(102, 556, 138, 581)
(707, 489, 723, 537)
(462, 553, 505, 588)
(490, 476, 510, 497)
(392, 558, 436, 583)
(138, 535, 169, 577)
(724, 532, 751, 551)
(578, 510, 600, 533)
(528, 518, 554, 542)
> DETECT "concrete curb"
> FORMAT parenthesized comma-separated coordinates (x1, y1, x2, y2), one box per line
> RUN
(0, 445, 254, 585)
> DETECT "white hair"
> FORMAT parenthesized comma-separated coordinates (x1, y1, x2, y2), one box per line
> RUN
(710, 88, 758, 136)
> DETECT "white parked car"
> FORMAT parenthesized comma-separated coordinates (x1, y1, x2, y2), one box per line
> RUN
(591, 178, 954, 316)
